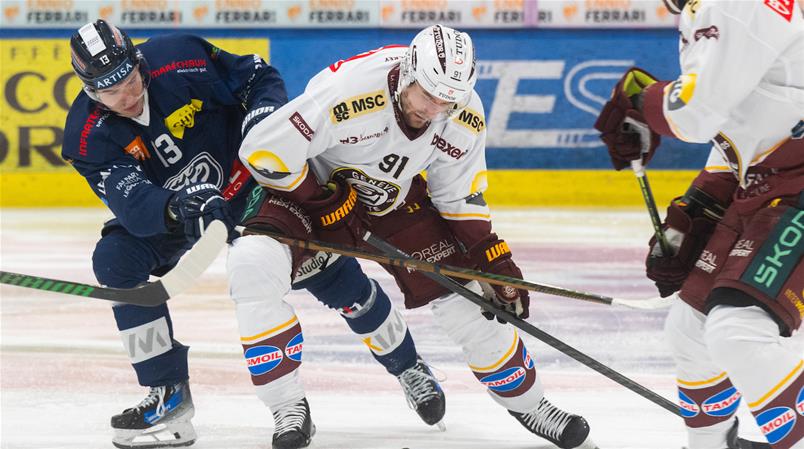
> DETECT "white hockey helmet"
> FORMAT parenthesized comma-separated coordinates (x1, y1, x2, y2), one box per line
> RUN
(397, 24, 477, 116)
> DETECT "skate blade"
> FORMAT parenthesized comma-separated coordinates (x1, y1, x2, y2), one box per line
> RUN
(435, 420, 446, 432)
(572, 437, 599, 449)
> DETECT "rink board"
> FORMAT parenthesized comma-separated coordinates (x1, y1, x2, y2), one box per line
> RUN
(0, 29, 707, 207)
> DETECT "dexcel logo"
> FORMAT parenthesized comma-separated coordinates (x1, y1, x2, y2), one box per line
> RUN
(431, 133, 466, 159)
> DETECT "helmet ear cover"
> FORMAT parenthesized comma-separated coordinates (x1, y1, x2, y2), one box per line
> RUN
(396, 24, 477, 118)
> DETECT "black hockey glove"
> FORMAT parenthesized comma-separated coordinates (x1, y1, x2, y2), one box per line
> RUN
(168, 183, 237, 243)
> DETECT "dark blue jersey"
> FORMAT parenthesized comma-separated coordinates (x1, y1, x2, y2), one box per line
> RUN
(62, 34, 287, 237)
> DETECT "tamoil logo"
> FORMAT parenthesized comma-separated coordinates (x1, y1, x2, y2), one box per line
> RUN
(480, 367, 527, 392)
(702, 386, 741, 417)
(757, 407, 796, 444)
(285, 333, 304, 362)
(245, 345, 283, 376)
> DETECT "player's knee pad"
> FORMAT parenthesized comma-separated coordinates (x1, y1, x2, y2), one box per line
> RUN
(295, 256, 372, 314)
(430, 286, 543, 412)
(703, 305, 779, 372)
(664, 300, 709, 362)
(227, 235, 292, 308)
(93, 231, 152, 288)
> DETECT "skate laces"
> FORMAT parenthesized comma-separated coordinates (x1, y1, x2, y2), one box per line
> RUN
(398, 359, 442, 410)
(134, 385, 169, 418)
(273, 400, 308, 436)
(519, 398, 574, 441)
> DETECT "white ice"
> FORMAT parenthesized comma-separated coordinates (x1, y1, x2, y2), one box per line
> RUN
(2, 208, 799, 449)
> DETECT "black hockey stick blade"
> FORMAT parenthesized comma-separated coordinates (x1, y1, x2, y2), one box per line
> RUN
(363, 231, 682, 417)
(0, 220, 228, 306)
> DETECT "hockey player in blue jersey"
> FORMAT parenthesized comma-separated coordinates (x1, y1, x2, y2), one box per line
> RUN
(63, 20, 444, 449)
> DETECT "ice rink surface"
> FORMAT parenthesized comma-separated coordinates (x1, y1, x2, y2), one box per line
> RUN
(2, 208, 800, 449)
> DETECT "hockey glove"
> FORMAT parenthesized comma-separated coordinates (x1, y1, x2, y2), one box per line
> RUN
(594, 67, 661, 170)
(646, 193, 722, 297)
(468, 235, 530, 321)
(301, 177, 368, 248)
(167, 183, 237, 243)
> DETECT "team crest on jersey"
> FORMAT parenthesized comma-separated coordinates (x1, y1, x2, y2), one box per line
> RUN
(330, 90, 387, 124)
(163, 152, 224, 191)
(453, 108, 485, 134)
(331, 167, 401, 214)
(124, 136, 150, 160)
(244, 345, 284, 376)
(165, 99, 203, 139)
(757, 407, 797, 444)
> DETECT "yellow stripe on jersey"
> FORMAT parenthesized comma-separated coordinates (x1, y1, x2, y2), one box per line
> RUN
(748, 360, 804, 409)
(241, 316, 299, 343)
(677, 371, 728, 387)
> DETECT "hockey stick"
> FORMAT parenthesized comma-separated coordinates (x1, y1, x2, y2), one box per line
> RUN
(623, 117, 671, 255)
(363, 232, 681, 417)
(238, 226, 672, 310)
(0, 220, 228, 307)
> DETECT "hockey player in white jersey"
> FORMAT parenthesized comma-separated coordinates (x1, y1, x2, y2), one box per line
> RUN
(594, 1, 804, 448)
(237, 25, 598, 449)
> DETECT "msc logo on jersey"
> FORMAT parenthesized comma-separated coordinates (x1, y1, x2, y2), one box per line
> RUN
(757, 407, 797, 444)
(245, 345, 284, 376)
(453, 108, 485, 134)
(285, 333, 304, 362)
(163, 152, 224, 191)
(330, 90, 386, 123)
(165, 99, 203, 139)
(702, 386, 741, 417)
(480, 367, 527, 393)
(332, 167, 401, 214)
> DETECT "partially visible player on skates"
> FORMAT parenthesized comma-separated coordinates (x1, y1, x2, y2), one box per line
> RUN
(239, 24, 599, 449)
(64, 20, 443, 449)
(594, 1, 804, 448)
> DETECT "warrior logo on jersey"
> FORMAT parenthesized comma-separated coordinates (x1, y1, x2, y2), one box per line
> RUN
(165, 99, 203, 139)
(330, 90, 387, 124)
(244, 345, 284, 376)
(163, 152, 224, 191)
(453, 108, 485, 134)
(757, 406, 797, 444)
(331, 167, 401, 214)
(667, 74, 697, 111)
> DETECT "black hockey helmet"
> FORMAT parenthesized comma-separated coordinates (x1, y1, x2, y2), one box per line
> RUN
(70, 20, 147, 93)
(662, 0, 688, 14)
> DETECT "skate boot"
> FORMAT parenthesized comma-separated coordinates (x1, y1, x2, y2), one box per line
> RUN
(272, 397, 315, 449)
(727, 418, 771, 449)
(397, 356, 446, 430)
(509, 397, 598, 449)
(111, 381, 196, 449)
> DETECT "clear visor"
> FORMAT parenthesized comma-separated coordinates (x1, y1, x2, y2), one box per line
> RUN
(86, 63, 150, 111)
(400, 82, 465, 124)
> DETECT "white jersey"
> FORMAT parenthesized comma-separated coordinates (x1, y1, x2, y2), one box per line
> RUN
(663, 0, 804, 186)
(239, 46, 490, 221)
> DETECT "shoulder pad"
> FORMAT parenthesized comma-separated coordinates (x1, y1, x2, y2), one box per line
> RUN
(62, 98, 125, 163)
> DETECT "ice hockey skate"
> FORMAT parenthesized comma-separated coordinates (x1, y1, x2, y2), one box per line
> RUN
(111, 381, 196, 449)
(272, 397, 315, 449)
(722, 417, 772, 449)
(397, 356, 447, 430)
(509, 397, 598, 449)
